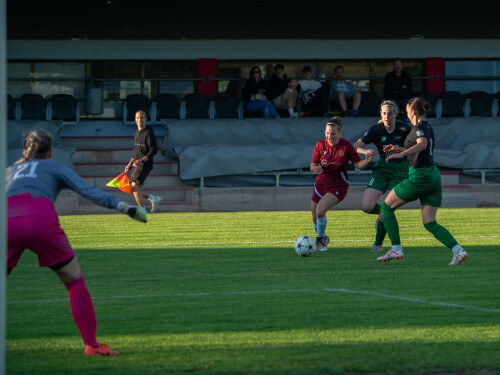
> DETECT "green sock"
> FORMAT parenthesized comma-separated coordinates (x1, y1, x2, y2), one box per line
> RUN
(369, 203, 381, 215)
(424, 221, 458, 249)
(381, 202, 400, 246)
(374, 219, 387, 246)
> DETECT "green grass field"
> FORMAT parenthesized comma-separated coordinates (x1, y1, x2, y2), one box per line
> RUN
(6, 208, 500, 375)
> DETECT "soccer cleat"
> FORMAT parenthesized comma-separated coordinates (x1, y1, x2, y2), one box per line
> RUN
(128, 206, 147, 223)
(449, 247, 468, 266)
(84, 343, 119, 356)
(291, 112, 299, 118)
(149, 195, 162, 213)
(370, 244, 383, 252)
(315, 235, 330, 252)
(377, 248, 404, 262)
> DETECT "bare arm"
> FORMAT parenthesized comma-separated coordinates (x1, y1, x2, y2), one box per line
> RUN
(353, 140, 376, 157)
(353, 153, 374, 170)
(310, 162, 323, 175)
(386, 138, 428, 161)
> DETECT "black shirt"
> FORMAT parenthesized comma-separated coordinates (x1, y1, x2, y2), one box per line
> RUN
(404, 121, 435, 168)
(384, 70, 413, 100)
(133, 125, 157, 166)
(269, 73, 290, 100)
(360, 120, 412, 163)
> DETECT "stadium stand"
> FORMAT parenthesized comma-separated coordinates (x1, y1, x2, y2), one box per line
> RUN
(7, 94, 17, 120)
(438, 91, 465, 118)
(49, 94, 80, 124)
(211, 94, 242, 119)
(467, 90, 493, 116)
(155, 93, 181, 120)
(20, 93, 47, 120)
(357, 91, 382, 117)
(184, 93, 210, 119)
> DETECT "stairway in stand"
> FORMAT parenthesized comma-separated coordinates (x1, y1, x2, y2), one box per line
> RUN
(57, 135, 197, 214)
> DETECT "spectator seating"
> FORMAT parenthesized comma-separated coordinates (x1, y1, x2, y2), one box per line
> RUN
(20, 93, 48, 120)
(155, 93, 182, 120)
(357, 91, 382, 116)
(466, 91, 493, 117)
(123, 94, 152, 124)
(49, 94, 80, 124)
(7, 94, 17, 120)
(437, 91, 465, 118)
(211, 94, 243, 119)
(413, 91, 437, 118)
(184, 93, 210, 119)
(495, 92, 500, 117)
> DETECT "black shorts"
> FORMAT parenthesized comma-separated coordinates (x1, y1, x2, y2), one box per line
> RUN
(130, 163, 153, 186)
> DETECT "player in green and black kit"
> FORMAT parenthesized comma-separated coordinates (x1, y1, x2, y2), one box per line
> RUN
(354, 100, 412, 252)
(376, 97, 468, 266)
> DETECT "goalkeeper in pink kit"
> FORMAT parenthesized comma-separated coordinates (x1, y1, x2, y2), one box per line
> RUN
(6, 129, 147, 356)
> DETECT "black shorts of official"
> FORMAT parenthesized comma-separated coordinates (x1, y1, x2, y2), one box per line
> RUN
(130, 162, 153, 186)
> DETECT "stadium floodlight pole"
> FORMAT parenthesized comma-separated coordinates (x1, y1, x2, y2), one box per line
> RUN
(0, 0, 7, 373)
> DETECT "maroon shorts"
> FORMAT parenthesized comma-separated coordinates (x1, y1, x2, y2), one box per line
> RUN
(311, 183, 349, 204)
(7, 193, 75, 269)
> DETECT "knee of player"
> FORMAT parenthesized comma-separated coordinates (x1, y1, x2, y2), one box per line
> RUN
(361, 202, 373, 213)
(130, 182, 141, 192)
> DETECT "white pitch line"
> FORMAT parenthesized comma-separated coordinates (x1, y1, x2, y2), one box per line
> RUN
(74, 234, 500, 248)
(8, 288, 500, 314)
(321, 288, 500, 313)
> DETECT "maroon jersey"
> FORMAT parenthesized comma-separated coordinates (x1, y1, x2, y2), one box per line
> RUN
(311, 138, 361, 188)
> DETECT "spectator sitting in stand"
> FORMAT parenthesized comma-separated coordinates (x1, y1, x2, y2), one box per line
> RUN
(329, 65, 361, 117)
(298, 65, 331, 117)
(384, 58, 413, 108)
(269, 63, 299, 118)
(242, 66, 280, 118)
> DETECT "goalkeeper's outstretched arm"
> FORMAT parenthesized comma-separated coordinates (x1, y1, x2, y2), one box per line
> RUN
(117, 202, 147, 223)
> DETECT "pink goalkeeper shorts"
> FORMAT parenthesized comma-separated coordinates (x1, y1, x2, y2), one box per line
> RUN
(7, 193, 75, 270)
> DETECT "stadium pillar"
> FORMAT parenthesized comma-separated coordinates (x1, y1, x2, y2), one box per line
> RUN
(425, 57, 445, 96)
(197, 58, 217, 97)
(0, 0, 7, 373)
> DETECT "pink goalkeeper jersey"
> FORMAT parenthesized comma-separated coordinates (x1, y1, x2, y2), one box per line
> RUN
(311, 138, 361, 188)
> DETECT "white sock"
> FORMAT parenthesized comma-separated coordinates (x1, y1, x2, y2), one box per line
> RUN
(313, 223, 318, 235)
(317, 216, 327, 237)
(288, 108, 294, 116)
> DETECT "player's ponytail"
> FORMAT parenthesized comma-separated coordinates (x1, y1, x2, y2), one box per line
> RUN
(407, 97, 430, 117)
(18, 128, 53, 163)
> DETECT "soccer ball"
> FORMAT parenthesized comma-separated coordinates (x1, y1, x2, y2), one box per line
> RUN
(294, 235, 316, 257)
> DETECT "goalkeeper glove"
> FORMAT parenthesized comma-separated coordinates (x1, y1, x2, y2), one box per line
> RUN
(117, 202, 147, 223)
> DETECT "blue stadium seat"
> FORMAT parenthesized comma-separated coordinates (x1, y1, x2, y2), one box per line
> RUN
(155, 93, 181, 120)
(184, 93, 209, 119)
(7, 94, 17, 120)
(50, 94, 80, 124)
(20, 93, 47, 120)
(438, 91, 464, 118)
(467, 91, 493, 117)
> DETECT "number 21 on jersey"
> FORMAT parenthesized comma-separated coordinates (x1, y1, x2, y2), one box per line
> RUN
(13, 161, 39, 180)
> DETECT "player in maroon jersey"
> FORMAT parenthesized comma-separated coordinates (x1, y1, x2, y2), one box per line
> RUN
(310, 116, 374, 251)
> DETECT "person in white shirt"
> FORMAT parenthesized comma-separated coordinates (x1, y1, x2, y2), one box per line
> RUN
(298, 65, 331, 117)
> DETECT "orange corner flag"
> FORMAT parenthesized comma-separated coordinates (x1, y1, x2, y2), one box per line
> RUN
(106, 172, 133, 194)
